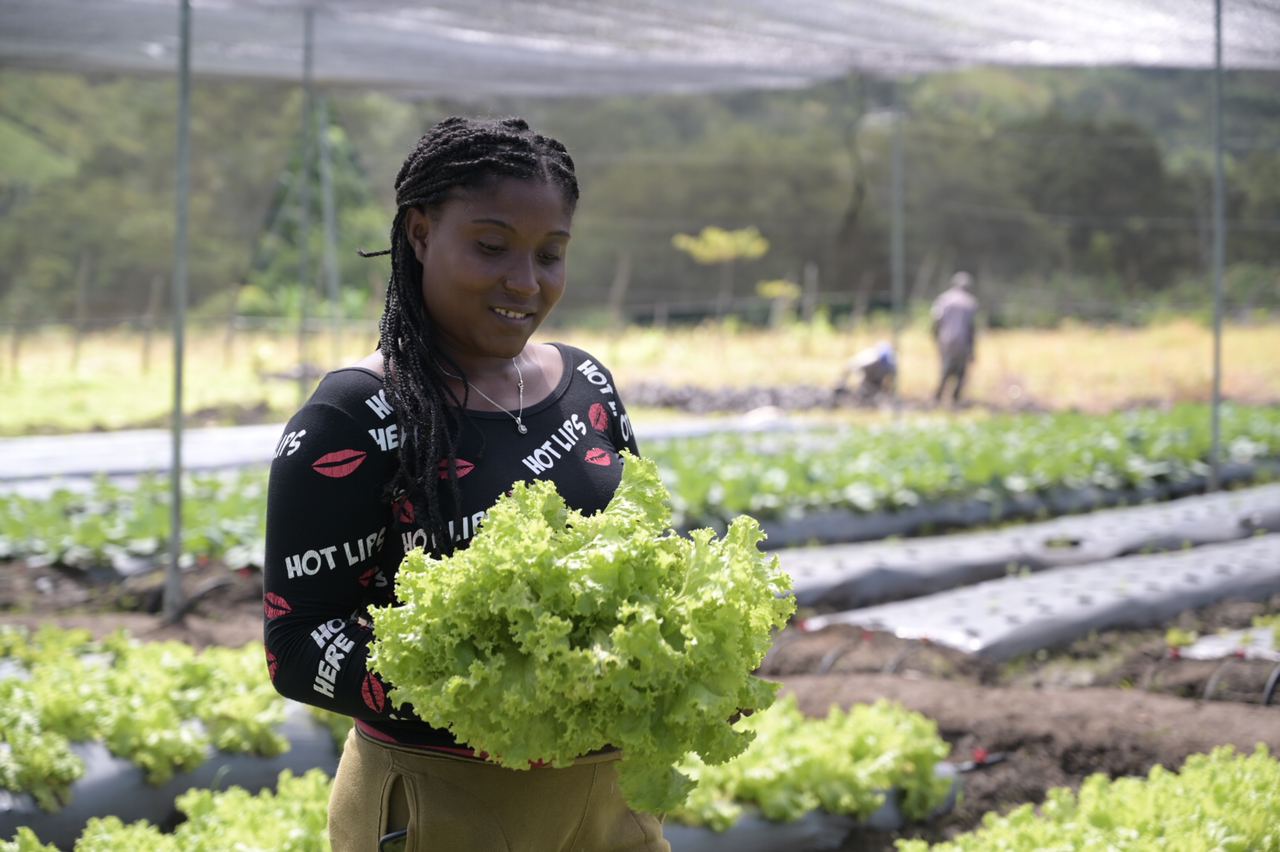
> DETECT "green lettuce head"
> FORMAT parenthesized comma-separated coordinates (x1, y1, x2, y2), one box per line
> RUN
(368, 452, 795, 812)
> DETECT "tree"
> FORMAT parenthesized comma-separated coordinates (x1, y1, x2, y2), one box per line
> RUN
(756, 278, 801, 327)
(0, 71, 298, 324)
(1008, 111, 1194, 293)
(242, 98, 388, 320)
(670, 226, 769, 317)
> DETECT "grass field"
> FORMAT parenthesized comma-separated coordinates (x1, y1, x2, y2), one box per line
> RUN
(2, 317, 1277, 436)
(575, 318, 1280, 411)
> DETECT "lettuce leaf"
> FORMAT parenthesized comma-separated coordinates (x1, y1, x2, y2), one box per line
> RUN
(368, 452, 795, 813)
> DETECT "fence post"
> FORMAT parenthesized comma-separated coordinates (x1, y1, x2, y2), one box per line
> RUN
(801, 261, 819, 324)
(72, 251, 91, 373)
(6, 317, 21, 379)
(608, 250, 631, 328)
(142, 272, 164, 374)
(163, 0, 193, 624)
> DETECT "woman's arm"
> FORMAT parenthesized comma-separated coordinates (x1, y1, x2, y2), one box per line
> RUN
(581, 351, 640, 459)
(263, 399, 400, 720)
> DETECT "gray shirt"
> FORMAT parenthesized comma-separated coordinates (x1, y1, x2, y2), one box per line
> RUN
(931, 286, 977, 364)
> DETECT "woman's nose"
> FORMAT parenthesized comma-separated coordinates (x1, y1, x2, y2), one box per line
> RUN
(503, 256, 539, 295)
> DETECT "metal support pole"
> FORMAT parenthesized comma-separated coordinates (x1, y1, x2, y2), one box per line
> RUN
(296, 5, 315, 406)
(890, 81, 906, 396)
(1209, 0, 1226, 491)
(163, 0, 192, 621)
(317, 96, 342, 365)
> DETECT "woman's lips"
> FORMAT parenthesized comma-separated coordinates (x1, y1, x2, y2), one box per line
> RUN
(491, 306, 534, 321)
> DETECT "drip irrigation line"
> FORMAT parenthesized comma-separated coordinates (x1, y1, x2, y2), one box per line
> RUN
(1138, 655, 1171, 692)
(815, 638, 860, 674)
(758, 627, 809, 669)
(955, 750, 1009, 773)
(1262, 663, 1280, 706)
(882, 644, 918, 675)
(1202, 657, 1235, 701)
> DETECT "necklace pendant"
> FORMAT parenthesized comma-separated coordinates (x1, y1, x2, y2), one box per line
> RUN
(517, 421, 528, 435)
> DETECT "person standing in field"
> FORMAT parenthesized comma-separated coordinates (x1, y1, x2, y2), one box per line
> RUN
(931, 271, 979, 405)
(262, 116, 665, 852)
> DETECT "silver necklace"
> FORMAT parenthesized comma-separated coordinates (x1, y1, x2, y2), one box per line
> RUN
(440, 357, 527, 435)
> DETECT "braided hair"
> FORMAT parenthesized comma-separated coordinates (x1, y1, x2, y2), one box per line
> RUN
(376, 116, 579, 555)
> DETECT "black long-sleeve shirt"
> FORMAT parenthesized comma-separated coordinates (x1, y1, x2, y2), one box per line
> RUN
(263, 343, 640, 751)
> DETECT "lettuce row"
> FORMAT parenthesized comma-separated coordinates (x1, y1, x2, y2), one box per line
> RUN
(898, 745, 1280, 851)
(0, 470, 266, 570)
(4, 404, 1277, 572)
(368, 452, 796, 813)
(0, 626, 287, 810)
(658, 403, 1280, 527)
(0, 769, 331, 852)
(8, 745, 1279, 850)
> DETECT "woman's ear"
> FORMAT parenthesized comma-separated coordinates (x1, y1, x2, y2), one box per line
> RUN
(404, 208, 431, 265)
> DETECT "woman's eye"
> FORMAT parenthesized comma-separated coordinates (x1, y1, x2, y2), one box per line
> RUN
(477, 241, 504, 254)
(538, 252, 562, 264)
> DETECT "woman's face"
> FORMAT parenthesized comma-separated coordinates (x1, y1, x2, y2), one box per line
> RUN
(406, 177, 572, 364)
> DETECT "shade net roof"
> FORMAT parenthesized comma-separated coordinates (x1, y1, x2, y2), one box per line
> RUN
(2, 0, 1279, 97)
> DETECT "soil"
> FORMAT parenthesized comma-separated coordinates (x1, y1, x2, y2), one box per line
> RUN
(622, 382, 1051, 416)
(4, 557, 1279, 848)
(11, 383, 1042, 437)
(789, 673, 1280, 849)
(15, 401, 278, 437)
(0, 559, 264, 649)
(768, 594, 1280, 704)
(761, 605, 1280, 847)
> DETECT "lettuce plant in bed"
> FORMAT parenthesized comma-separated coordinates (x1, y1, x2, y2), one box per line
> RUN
(0, 626, 287, 810)
(0, 769, 332, 852)
(368, 452, 796, 813)
(673, 694, 952, 831)
(897, 745, 1280, 851)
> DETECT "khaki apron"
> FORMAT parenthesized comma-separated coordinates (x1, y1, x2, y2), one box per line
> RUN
(329, 727, 669, 852)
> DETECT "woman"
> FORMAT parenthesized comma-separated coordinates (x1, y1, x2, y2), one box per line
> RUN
(263, 116, 667, 852)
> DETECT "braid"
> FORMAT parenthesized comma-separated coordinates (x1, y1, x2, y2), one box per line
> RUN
(374, 116, 578, 554)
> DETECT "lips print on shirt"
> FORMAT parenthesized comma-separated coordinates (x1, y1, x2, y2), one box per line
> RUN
(312, 449, 367, 478)
(437, 458, 475, 480)
(589, 403, 609, 432)
(264, 592, 292, 620)
(392, 495, 416, 525)
(358, 567, 378, 588)
(362, 673, 387, 713)
(266, 649, 279, 681)
(585, 447, 612, 466)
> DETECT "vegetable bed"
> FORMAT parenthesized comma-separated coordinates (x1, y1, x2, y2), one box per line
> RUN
(898, 745, 1280, 851)
(0, 626, 341, 848)
(2, 624, 961, 850)
(3, 404, 1277, 573)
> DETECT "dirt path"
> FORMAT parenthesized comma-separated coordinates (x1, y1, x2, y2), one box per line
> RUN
(0, 610, 262, 650)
